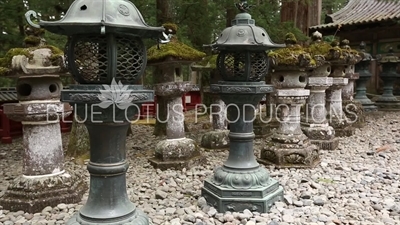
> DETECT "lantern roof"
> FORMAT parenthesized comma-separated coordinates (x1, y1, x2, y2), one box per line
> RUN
(25, 0, 164, 38)
(209, 1, 285, 51)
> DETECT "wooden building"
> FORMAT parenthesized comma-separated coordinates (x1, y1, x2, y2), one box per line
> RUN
(309, 0, 400, 95)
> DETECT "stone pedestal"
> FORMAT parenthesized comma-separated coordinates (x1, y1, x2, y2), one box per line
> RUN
(326, 64, 354, 137)
(0, 75, 86, 213)
(202, 82, 283, 213)
(342, 71, 365, 128)
(149, 82, 206, 170)
(259, 70, 320, 168)
(301, 64, 338, 150)
(201, 89, 229, 149)
(375, 50, 400, 111)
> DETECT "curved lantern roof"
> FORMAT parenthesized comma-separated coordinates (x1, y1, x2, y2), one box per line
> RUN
(211, 12, 285, 51)
(26, 0, 164, 38)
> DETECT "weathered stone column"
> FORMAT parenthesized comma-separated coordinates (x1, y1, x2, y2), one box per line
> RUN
(0, 76, 86, 213)
(301, 63, 338, 150)
(326, 73, 352, 137)
(258, 34, 320, 168)
(253, 95, 269, 138)
(200, 87, 229, 149)
(375, 48, 400, 111)
(354, 42, 377, 112)
(259, 69, 320, 168)
(149, 82, 206, 170)
(0, 47, 86, 213)
(325, 40, 361, 136)
(341, 41, 364, 128)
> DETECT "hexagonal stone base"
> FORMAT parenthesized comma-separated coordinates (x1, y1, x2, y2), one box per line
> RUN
(0, 170, 87, 213)
(67, 208, 148, 225)
(201, 178, 283, 213)
(201, 130, 229, 149)
(258, 139, 320, 169)
(149, 138, 206, 170)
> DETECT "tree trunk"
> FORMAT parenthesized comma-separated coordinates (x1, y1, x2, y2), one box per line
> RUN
(280, 0, 321, 36)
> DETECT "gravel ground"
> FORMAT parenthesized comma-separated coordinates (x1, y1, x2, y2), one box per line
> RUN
(0, 111, 399, 225)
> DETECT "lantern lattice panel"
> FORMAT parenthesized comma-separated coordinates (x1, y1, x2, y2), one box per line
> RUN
(65, 35, 146, 84)
(217, 51, 269, 82)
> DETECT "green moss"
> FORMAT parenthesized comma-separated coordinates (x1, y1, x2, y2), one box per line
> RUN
(0, 67, 10, 76)
(268, 44, 315, 67)
(0, 45, 64, 69)
(162, 23, 178, 34)
(24, 36, 41, 47)
(147, 37, 206, 63)
(306, 41, 332, 57)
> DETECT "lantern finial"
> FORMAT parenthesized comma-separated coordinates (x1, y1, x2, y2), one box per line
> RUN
(235, 0, 252, 13)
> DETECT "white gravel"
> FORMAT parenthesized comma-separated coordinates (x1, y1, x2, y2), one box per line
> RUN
(0, 111, 399, 225)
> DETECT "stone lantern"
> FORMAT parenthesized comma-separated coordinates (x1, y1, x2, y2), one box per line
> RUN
(375, 47, 400, 110)
(325, 40, 361, 137)
(258, 33, 320, 168)
(354, 42, 377, 112)
(146, 24, 207, 170)
(25, 0, 166, 224)
(301, 31, 338, 150)
(192, 55, 229, 150)
(201, 0, 284, 213)
(340, 40, 364, 128)
(0, 27, 86, 213)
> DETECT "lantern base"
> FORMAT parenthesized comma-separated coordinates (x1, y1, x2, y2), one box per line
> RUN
(66, 208, 148, 225)
(343, 100, 365, 128)
(0, 170, 86, 213)
(201, 167, 284, 213)
(200, 130, 230, 149)
(259, 137, 320, 169)
(329, 116, 355, 137)
(149, 138, 207, 170)
(301, 123, 339, 150)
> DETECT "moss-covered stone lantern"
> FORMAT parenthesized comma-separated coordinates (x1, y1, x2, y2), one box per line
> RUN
(192, 54, 230, 150)
(300, 31, 338, 150)
(201, 0, 284, 213)
(0, 26, 86, 213)
(25, 0, 166, 224)
(147, 23, 207, 170)
(257, 33, 320, 168)
(325, 40, 361, 137)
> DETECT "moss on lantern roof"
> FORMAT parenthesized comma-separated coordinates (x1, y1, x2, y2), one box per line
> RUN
(0, 45, 64, 76)
(147, 36, 206, 64)
(267, 33, 315, 68)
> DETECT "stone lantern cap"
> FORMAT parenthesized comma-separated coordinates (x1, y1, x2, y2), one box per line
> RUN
(147, 23, 206, 65)
(25, 0, 164, 38)
(191, 55, 218, 71)
(267, 33, 314, 70)
(377, 47, 400, 63)
(209, 1, 284, 51)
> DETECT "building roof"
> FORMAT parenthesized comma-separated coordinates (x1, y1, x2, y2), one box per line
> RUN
(310, 0, 400, 32)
